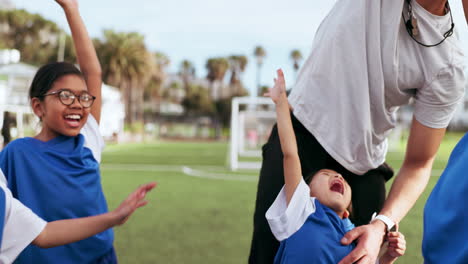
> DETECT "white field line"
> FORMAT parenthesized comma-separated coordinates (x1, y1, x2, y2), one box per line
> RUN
(181, 166, 258, 182)
(100, 163, 258, 182)
(100, 164, 444, 182)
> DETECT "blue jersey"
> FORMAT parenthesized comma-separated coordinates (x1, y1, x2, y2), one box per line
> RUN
(0, 187, 5, 249)
(423, 132, 468, 263)
(274, 200, 355, 264)
(267, 180, 355, 264)
(0, 117, 113, 264)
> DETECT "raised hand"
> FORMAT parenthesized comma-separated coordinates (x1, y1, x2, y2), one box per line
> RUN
(112, 182, 157, 225)
(264, 69, 287, 104)
(55, 0, 78, 9)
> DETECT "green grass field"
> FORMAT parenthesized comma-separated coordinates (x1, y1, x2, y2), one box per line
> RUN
(100, 132, 465, 264)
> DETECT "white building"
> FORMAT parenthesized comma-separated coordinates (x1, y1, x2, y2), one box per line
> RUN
(0, 62, 37, 139)
(0, 0, 14, 10)
(100, 84, 125, 140)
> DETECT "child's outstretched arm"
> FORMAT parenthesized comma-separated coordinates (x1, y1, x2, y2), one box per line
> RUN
(378, 230, 406, 264)
(56, 0, 103, 123)
(464, 0, 468, 26)
(265, 69, 302, 205)
(31, 182, 156, 248)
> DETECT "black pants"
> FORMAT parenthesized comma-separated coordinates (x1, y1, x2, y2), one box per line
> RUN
(248, 114, 394, 264)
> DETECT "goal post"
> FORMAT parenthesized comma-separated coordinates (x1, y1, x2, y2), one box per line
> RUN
(229, 96, 275, 171)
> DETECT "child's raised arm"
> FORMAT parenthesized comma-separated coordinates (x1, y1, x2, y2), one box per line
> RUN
(56, 0, 103, 123)
(31, 182, 156, 248)
(265, 69, 302, 204)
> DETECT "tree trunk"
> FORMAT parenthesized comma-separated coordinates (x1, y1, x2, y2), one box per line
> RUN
(122, 79, 133, 125)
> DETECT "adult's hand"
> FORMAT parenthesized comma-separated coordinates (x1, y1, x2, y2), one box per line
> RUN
(338, 221, 386, 264)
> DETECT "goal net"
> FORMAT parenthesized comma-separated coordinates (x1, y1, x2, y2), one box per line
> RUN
(229, 96, 276, 170)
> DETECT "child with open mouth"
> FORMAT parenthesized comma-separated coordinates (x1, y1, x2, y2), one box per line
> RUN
(264, 69, 406, 264)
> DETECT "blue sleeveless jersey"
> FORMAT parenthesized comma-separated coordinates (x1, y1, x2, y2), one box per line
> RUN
(0, 188, 5, 249)
(274, 200, 355, 264)
(0, 135, 113, 263)
(423, 132, 468, 263)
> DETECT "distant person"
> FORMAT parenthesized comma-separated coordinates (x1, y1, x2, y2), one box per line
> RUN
(0, 169, 155, 263)
(264, 69, 406, 264)
(0, 0, 152, 263)
(1, 112, 12, 147)
(249, 0, 466, 263)
(422, 132, 468, 263)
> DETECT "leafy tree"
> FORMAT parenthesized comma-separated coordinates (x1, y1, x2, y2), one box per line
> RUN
(182, 84, 215, 115)
(205, 57, 229, 82)
(0, 9, 73, 65)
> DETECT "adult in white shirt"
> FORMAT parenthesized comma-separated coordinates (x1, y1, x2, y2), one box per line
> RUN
(249, 0, 467, 263)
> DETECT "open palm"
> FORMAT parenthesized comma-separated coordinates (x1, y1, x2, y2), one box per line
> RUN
(264, 69, 287, 104)
(114, 182, 157, 225)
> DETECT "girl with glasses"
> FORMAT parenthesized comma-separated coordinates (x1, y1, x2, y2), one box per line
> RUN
(0, 0, 149, 263)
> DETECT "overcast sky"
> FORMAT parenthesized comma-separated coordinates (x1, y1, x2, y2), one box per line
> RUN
(11, 0, 468, 94)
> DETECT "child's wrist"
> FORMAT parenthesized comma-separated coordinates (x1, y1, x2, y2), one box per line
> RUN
(276, 96, 288, 106)
(108, 210, 122, 227)
(379, 254, 397, 264)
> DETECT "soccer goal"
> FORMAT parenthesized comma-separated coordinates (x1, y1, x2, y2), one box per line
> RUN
(229, 96, 276, 171)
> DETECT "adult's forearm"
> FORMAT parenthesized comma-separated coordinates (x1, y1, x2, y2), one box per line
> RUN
(379, 161, 433, 223)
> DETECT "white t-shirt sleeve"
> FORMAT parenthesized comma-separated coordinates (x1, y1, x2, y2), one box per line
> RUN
(265, 179, 316, 241)
(81, 114, 105, 163)
(0, 185, 47, 264)
(413, 64, 466, 129)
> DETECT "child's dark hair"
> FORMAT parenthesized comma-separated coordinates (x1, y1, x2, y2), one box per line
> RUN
(29, 62, 84, 100)
(304, 168, 354, 219)
(304, 170, 318, 185)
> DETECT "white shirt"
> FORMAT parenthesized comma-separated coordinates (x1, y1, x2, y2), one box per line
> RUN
(288, 0, 465, 174)
(0, 171, 47, 264)
(81, 114, 105, 163)
(266, 180, 317, 241)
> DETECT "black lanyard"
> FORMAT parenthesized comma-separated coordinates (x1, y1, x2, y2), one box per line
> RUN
(402, 0, 455, 47)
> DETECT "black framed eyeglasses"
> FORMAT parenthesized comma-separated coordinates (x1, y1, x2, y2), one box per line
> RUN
(41, 89, 96, 108)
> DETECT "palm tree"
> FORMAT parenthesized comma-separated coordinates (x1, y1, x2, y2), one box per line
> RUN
(144, 52, 170, 113)
(180, 59, 195, 94)
(254, 46, 266, 96)
(96, 30, 152, 124)
(180, 59, 195, 78)
(228, 55, 248, 96)
(205, 57, 229, 100)
(206, 57, 229, 82)
(290, 49, 303, 79)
